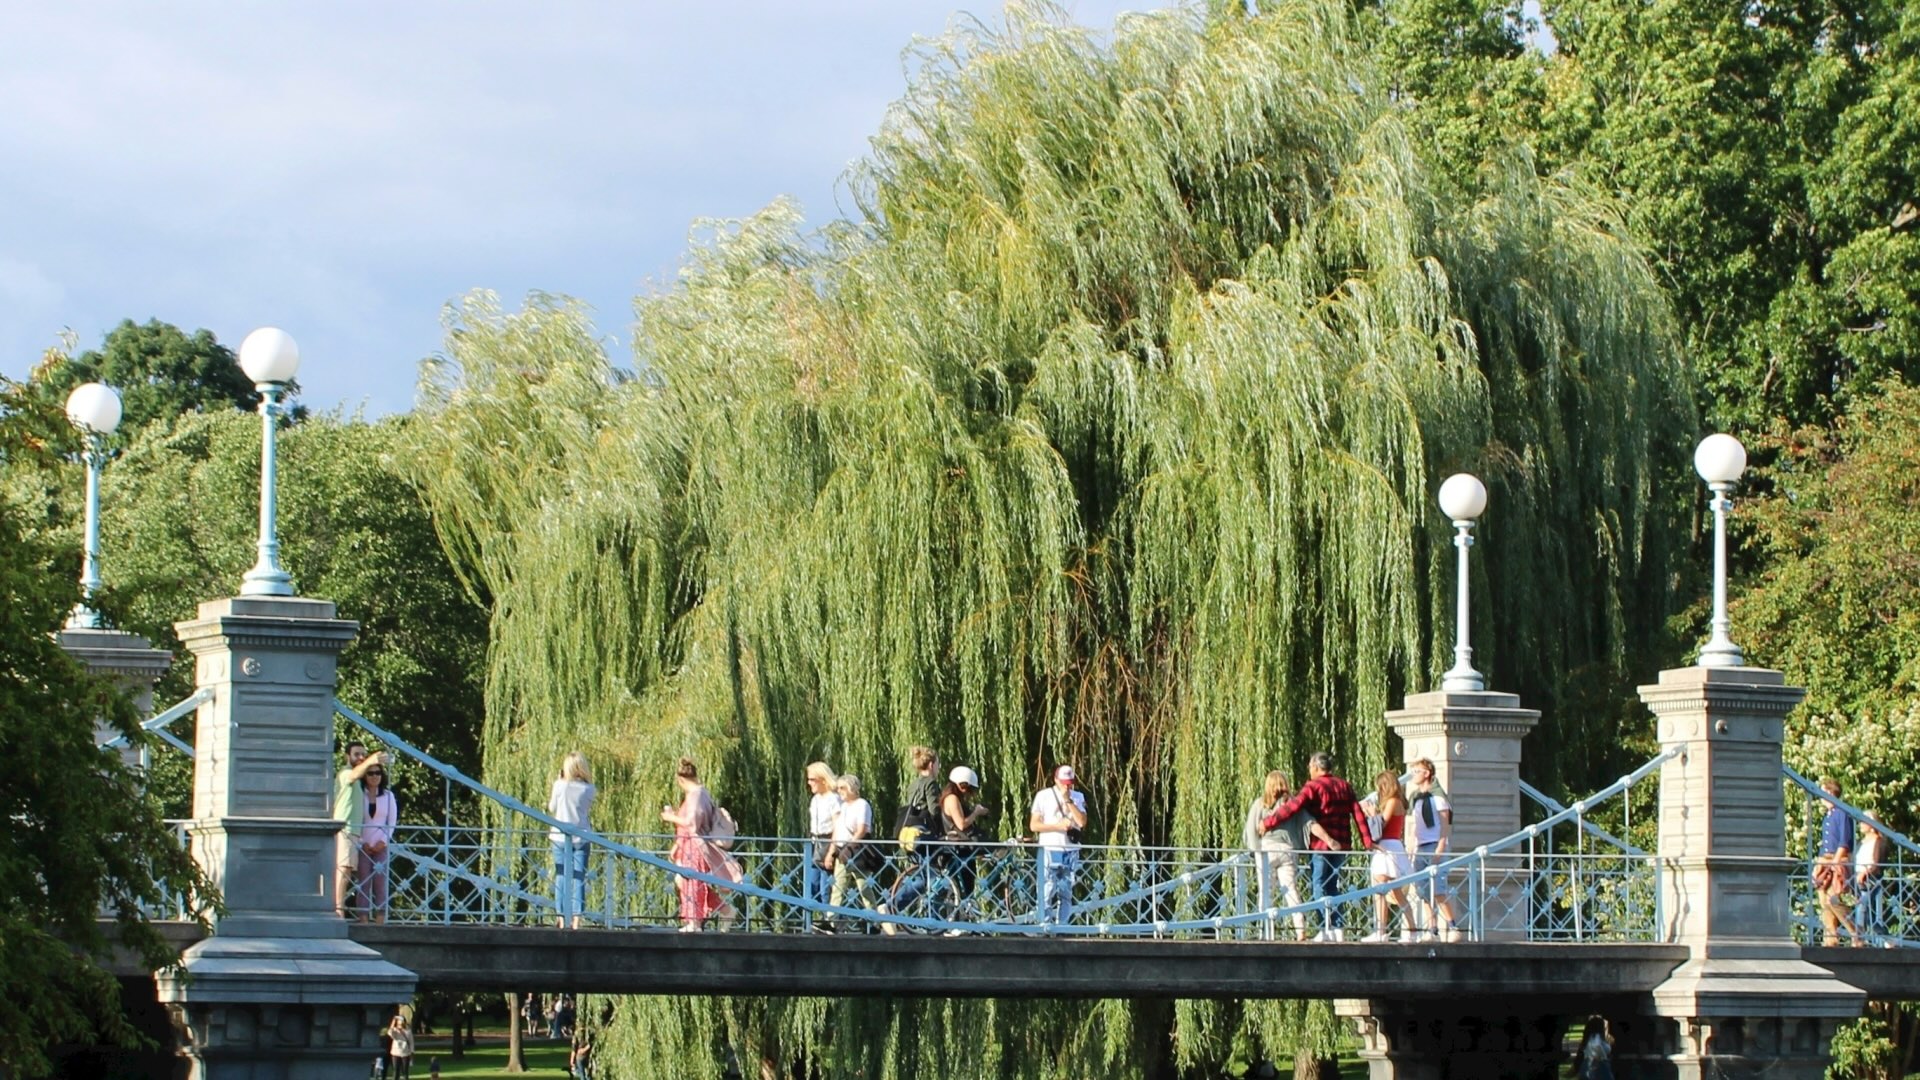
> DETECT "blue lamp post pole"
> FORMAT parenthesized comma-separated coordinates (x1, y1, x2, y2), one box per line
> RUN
(64, 382, 123, 629)
(236, 328, 301, 597)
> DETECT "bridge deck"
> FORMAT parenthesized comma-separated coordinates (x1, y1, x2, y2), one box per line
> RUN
(125, 922, 1694, 1000)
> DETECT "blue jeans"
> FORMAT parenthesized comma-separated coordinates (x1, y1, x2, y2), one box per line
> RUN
(1039, 847, 1079, 925)
(803, 839, 833, 920)
(552, 837, 589, 922)
(1312, 850, 1349, 929)
(1859, 878, 1883, 938)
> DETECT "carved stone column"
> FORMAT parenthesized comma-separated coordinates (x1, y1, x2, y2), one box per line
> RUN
(156, 595, 414, 1079)
(58, 626, 173, 771)
(1386, 689, 1540, 939)
(1634, 664, 1864, 1079)
(1338, 998, 1569, 1080)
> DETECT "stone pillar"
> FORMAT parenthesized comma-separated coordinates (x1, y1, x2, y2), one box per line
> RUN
(58, 626, 173, 771)
(1387, 689, 1540, 939)
(156, 595, 415, 1080)
(1633, 665, 1863, 1079)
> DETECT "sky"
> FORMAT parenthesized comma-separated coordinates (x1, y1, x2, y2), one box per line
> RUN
(0, 2, 1140, 417)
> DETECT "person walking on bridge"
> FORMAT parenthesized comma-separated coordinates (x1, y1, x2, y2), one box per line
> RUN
(661, 757, 723, 932)
(804, 761, 839, 920)
(548, 751, 596, 929)
(1261, 751, 1372, 941)
(1244, 771, 1332, 939)
(1816, 776, 1861, 946)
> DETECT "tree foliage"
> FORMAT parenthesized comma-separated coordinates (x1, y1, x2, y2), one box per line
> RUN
(30, 319, 263, 432)
(406, 2, 1692, 1074)
(1740, 379, 1920, 830)
(0, 378, 216, 1077)
(86, 410, 491, 814)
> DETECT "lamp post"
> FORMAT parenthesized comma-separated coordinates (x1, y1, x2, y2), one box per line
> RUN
(64, 382, 123, 629)
(237, 327, 300, 597)
(1693, 433, 1747, 668)
(1437, 473, 1489, 692)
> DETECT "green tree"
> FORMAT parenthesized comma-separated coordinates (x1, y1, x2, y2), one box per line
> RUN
(0, 378, 216, 1077)
(407, 2, 1693, 1075)
(1740, 379, 1920, 828)
(31, 320, 264, 433)
(93, 410, 489, 814)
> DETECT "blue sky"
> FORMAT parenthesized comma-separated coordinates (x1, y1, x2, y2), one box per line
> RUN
(0, 2, 1136, 416)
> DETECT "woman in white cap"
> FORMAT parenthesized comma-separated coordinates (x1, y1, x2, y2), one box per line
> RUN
(883, 765, 989, 932)
(1029, 765, 1088, 925)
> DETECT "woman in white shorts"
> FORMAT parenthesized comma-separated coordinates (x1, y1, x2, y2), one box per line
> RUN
(1364, 769, 1413, 941)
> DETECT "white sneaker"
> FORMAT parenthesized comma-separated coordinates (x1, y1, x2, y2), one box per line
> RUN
(1311, 929, 1331, 942)
(1361, 931, 1389, 943)
(1443, 927, 1465, 943)
(1331, 928, 1345, 942)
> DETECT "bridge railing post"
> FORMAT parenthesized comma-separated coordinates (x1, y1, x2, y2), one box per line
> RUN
(1631, 664, 1864, 1078)
(157, 595, 415, 1079)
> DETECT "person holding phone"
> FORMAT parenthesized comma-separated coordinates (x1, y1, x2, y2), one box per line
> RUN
(1029, 765, 1088, 925)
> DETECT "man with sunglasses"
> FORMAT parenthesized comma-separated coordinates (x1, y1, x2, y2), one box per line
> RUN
(333, 741, 386, 918)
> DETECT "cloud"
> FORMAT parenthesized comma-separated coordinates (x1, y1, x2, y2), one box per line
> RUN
(0, 1, 1139, 412)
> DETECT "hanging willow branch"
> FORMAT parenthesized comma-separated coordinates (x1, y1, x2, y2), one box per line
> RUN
(405, 1, 1692, 1075)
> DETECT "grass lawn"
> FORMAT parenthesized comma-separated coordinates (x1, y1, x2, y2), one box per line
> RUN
(408, 1034, 572, 1078)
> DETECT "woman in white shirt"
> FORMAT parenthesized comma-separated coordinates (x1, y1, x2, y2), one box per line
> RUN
(804, 761, 839, 915)
(547, 751, 596, 929)
(826, 774, 875, 924)
(357, 764, 399, 923)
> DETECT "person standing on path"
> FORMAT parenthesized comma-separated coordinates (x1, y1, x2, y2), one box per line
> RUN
(387, 1014, 415, 1080)
(357, 761, 399, 922)
(1029, 765, 1088, 926)
(1405, 757, 1460, 941)
(548, 751, 597, 929)
(1261, 751, 1372, 940)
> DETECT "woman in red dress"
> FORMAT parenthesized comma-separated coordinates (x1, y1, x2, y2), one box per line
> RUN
(661, 757, 723, 931)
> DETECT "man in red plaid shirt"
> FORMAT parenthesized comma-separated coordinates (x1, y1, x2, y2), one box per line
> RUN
(1261, 751, 1373, 940)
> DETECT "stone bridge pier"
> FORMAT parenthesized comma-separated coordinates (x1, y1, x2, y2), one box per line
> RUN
(156, 595, 415, 1079)
(1340, 665, 1865, 1079)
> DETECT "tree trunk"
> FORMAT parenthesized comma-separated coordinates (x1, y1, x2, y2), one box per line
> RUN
(1294, 1048, 1341, 1080)
(448, 1004, 465, 1058)
(505, 992, 527, 1072)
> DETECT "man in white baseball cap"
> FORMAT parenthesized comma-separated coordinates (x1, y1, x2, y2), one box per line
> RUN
(1029, 764, 1088, 925)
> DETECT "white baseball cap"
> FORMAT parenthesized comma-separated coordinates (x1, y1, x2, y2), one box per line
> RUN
(949, 765, 980, 788)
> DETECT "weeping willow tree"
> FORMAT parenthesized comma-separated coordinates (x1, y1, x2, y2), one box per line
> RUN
(405, 1, 1692, 1075)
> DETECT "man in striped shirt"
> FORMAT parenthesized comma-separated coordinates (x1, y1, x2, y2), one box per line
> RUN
(1261, 751, 1373, 940)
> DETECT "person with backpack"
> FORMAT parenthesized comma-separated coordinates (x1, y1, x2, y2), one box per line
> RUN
(875, 746, 944, 931)
(661, 757, 724, 932)
(1029, 765, 1088, 925)
(883, 766, 991, 932)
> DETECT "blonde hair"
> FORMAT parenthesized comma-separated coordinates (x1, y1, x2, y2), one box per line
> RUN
(836, 773, 862, 797)
(1375, 770, 1404, 805)
(911, 745, 937, 771)
(560, 751, 592, 783)
(805, 761, 836, 786)
(1261, 770, 1289, 807)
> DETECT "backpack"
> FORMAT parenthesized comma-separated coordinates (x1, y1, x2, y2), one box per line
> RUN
(709, 806, 739, 850)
